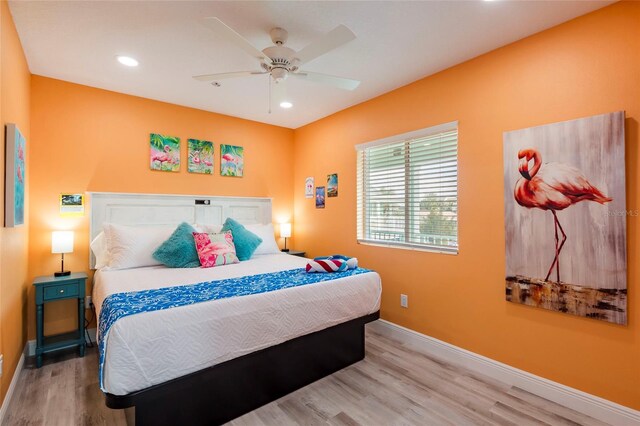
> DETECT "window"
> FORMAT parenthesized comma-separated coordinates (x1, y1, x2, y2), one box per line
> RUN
(356, 121, 458, 254)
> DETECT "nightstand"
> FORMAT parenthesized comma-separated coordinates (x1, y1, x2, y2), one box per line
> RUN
(285, 250, 306, 257)
(33, 272, 87, 368)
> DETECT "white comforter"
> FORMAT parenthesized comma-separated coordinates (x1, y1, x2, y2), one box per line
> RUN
(93, 253, 381, 395)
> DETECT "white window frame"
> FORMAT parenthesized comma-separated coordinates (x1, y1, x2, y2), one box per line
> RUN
(355, 121, 459, 254)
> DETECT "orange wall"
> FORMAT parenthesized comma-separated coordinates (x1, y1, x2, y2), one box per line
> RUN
(0, 0, 31, 405)
(28, 76, 294, 336)
(293, 2, 640, 409)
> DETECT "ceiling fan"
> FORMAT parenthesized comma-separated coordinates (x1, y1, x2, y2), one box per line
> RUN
(193, 18, 361, 97)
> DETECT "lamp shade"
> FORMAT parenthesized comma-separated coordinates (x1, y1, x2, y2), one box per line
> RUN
(52, 231, 74, 254)
(280, 223, 292, 238)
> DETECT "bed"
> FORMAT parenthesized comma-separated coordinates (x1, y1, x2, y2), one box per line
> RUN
(89, 192, 381, 425)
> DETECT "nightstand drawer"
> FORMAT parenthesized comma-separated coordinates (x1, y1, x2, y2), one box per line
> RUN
(43, 282, 79, 301)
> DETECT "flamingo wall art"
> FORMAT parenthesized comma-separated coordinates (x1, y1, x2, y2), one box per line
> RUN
(220, 144, 244, 177)
(188, 139, 214, 174)
(503, 111, 627, 324)
(4, 123, 26, 227)
(150, 133, 180, 172)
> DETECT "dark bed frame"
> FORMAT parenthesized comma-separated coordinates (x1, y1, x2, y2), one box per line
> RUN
(105, 311, 380, 426)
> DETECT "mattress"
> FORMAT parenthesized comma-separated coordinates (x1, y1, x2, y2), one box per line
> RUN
(93, 253, 381, 395)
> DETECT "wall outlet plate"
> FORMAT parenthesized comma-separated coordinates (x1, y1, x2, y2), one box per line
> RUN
(86, 296, 93, 307)
(0, 353, 3, 377)
(400, 294, 408, 308)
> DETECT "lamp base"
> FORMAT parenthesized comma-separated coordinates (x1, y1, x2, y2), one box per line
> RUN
(281, 249, 290, 253)
(54, 271, 71, 277)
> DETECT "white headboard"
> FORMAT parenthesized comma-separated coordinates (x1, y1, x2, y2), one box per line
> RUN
(87, 192, 272, 268)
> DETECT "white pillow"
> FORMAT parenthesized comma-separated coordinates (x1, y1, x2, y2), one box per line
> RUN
(103, 223, 175, 270)
(90, 232, 110, 269)
(246, 223, 280, 255)
(195, 224, 223, 234)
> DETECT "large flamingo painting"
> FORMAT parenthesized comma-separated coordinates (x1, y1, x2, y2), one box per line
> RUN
(503, 111, 627, 324)
(514, 148, 612, 284)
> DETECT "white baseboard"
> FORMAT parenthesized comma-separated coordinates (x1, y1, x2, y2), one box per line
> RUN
(369, 319, 640, 426)
(26, 328, 97, 357)
(0, 349, 25, 425)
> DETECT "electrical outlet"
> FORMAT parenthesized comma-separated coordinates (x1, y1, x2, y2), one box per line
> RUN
(86, 296, 92, 307)
(400, 294, 408, 308)
(0, 354, 3, 378)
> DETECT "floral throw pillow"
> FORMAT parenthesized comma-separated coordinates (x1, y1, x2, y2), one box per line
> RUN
(192, 231, 240, 268)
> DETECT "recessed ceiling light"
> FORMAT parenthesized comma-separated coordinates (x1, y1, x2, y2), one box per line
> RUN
(280, 101, 293, 109)
(117, 56, 139, 67)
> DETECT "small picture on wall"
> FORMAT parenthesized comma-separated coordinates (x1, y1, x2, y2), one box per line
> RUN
(305, 177, 314, 198)
(221, 144, 244, 177)
(327, 173, 338, 197)
(4, 123, 25, 227)
(59, 194, 84, 216)
(315, 186, 326, 209)
(188, 139, 214, 174)
(150, 133, 180, 172)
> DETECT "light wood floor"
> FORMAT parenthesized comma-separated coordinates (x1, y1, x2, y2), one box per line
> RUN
(4, 325, 609, 426)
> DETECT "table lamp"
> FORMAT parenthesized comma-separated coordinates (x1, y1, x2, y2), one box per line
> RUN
(52, 231, 74, 277)
(280, 223, 291, 252)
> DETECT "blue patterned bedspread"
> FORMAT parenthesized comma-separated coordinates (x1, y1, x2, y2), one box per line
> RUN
(98, 267, 372, 391)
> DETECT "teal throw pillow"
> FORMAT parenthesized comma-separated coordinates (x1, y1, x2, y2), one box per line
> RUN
(152, 222, 201, 268)
(221, 218, 262, 261)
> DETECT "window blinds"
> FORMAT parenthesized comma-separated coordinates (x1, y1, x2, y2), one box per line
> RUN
(356, 124, 458, 253)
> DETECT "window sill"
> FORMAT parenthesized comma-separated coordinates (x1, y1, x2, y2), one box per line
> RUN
(357, 240, 458, 255)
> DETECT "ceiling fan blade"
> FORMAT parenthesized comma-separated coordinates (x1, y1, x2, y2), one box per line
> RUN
(202, 17, 271, 63)
(295, 25, 356, 65)
(291, 71, 360, 91)
(193, 71, 266, 82)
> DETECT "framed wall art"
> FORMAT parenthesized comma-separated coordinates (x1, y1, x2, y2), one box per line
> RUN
(315, 186, 326, 209)
(5, 123, 26, 227)
(188, 139, 214, 174)
(503, 111, 626, 324)
(221, 144, 244, 177)
(327, 173, 338, 197)
(150, 133, 180, 172)
(305, 177, 314, 198)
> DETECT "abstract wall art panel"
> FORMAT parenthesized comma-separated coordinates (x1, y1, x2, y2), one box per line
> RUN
(5, 123, 26, 227)
(188, 139, 214, 174)
(150, 133, 180, 172)
(316, 186, 326, 209)
(327, 173, 338, 197)
(220, 144, 244, 177)
(503, 111, 627, 324)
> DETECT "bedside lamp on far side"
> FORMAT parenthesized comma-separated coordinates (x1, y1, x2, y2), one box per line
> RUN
(280, 223, 292, 252)
(52, 231, 74, 277)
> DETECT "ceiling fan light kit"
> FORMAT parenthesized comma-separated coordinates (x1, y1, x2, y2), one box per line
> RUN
(194, 17, 361, 110)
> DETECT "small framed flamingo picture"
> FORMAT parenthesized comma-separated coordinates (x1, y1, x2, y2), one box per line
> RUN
(220, 144, 244, 177)
(150, 133, 180, 172)
(503, 111, 627, 324)
(188, 139, 214, 174)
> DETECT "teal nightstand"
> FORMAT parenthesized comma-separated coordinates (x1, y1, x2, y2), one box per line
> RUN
(33, 272, 87, 368)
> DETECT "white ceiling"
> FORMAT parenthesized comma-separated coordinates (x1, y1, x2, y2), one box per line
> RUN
(9, 1, 611, 129)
